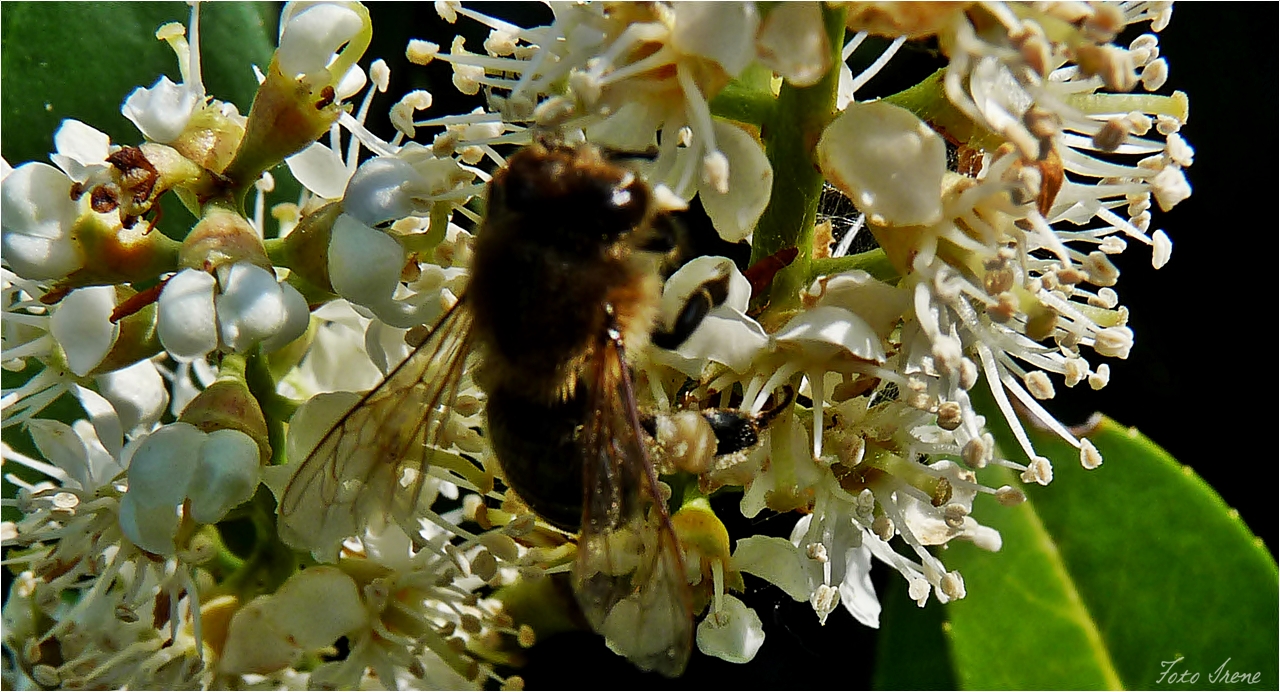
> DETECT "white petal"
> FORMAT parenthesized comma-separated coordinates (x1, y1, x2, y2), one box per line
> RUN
(662, 256, 750, 314)
(71, 419, 124, 490)
(277, 4, 364, 80)
(838, 542, 880, 628)
(342, 156, 419, 227)
(96, 359, 169, 433)
(774, 305, 886, 363)
(652, 309, 767, 377)
(699, 120, 772, 242)
(188, 429, 262, 524)
(284, 392, 361, 478)
(125, 422, 204, 507)
(836, 63, 856, 111)
(671, 2, 759, 77)
(50, 119, 111, 181)
(732, 535, 820, 602)
(216, 262, 288, 352)
(756, 1, 831, 87)
(275, 392, 363, 556)
(286, 142, 351, 200)
(157, 269, 219, 361)
(695, 595, 765, 664)
(584, 100, 663, 152)
(365, 291, 440, 330)
(334, 64, 367, 100)
(122, 76, 199, 143)
(812, 271, 912, 339)
(49, 286, 118, 376)
(0, 163, 83, 279)
(260, 280, 312, 352)
(218, 596, 301, 675)
(328, 214, 404, 308)
(293, 312, 384, 394)
(656, 258, 765, 374)
(118, 492, 182, 556)
(71, 384, 124, 459)
(262, 566, 368, 649)
(818, 101, 946, 227)
(360, 523, 415, 572)
(363, 319, 412, 378)
(26, 418, 92, 490)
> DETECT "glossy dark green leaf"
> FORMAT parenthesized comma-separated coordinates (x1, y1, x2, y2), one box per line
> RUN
(873, 378, 1277, 689)
(893, 383, 1279, 689)
(1, 2, 276, 167)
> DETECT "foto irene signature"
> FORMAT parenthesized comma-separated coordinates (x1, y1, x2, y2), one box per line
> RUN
(1157, 657, 1263, 685)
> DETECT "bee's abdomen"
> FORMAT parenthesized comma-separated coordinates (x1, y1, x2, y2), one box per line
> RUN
(485, 383, 585, 531)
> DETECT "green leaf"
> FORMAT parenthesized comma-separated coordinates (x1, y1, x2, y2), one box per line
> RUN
(933, 390, 1278, 689)
(1, 2, 277, 167)
(873, 381, 1277, 689)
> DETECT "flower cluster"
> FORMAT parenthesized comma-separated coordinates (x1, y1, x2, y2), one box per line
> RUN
(2, 1, 1190, 686)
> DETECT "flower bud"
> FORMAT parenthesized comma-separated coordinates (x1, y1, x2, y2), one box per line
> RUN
(221, 2, 371, 191)
(180, 206, 271, 272)
(178, 376, 271, 464)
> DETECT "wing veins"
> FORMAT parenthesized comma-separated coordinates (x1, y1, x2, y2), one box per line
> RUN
(572, 329, 692, 676)
(279, 298, 476, 552)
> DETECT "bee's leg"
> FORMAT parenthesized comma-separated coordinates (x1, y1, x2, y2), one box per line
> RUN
(650, 271, 731, 350)
(643, 387, 793, 473)
(702, 385, 794, 455)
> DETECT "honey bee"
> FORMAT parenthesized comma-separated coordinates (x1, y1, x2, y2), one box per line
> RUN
(279, 142, 773, 676)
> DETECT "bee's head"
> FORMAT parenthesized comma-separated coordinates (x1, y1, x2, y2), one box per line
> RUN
(489, 144, 653, 255)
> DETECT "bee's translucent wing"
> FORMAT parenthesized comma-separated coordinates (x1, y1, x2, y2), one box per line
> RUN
(573, 330, 693, 677)
(278, 299, 475, 556)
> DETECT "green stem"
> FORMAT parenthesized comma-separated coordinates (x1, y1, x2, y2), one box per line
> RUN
(709, 63, 777, 126)
(245, 347, 295, 465)
(809, 249, 899, 285)
(210, 487, 302, 602)
(751, 3, 846, 311)
(218, 351, 248, 381)
(883, 67, 1003, 150)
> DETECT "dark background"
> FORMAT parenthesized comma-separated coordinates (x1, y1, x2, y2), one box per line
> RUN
(2, 3, 1273, 689)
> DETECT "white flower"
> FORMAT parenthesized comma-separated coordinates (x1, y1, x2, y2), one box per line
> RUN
(695, 594, 764, 664)
(277, 300, 388, 399)
(48, 285, 118, 376)
(0, 163, 85, 280)
(156, 261, 309, 361)
(341, 143, 480, 228)
(1, 272, 169, 435)
(432, 3, 777, 241)
(326, 213, 469, 329)
(819, 101, 947, 228)
(119, 422, 261, 555)
(650, 256, 767, 378)
(2, 420, 209, 689)
(122, 5, 205, 143)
